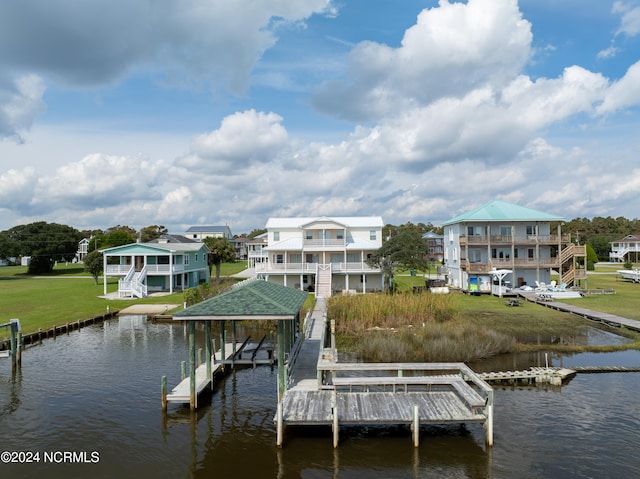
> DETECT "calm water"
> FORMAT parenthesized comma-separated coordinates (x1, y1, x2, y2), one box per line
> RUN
(1, 316, 640, 478)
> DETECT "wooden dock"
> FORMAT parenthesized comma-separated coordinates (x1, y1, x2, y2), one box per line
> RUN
(277, 300, 494, 448)
(478, 367, 576, 385)
(519, 292, 640, 332)
(164, 338, 274, 408)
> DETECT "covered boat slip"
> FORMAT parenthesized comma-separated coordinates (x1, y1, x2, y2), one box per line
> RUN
(168, 278, 309, 410)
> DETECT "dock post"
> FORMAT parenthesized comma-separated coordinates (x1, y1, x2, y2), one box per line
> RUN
(16, 332, 22, 368)
(277, 320, 286, 401)
(220, 321, 226, 372)
(332, 390, 339, 448)
(189, 321, 196, 410)
(205, 321, 212, 385)
(9, 319, 19, 372)
(412, 405, 420, 447)
(485, 390, 494, 447)
(161, 376, 167, 410)
(276, 401, 284, 447)
(330, 320, 336, 357)
(181, 361, 186, 381)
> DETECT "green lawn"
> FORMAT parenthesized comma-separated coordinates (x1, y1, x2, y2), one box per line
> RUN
(0, 261, 248, 339)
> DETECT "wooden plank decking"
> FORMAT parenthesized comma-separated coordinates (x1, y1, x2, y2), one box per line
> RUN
(519, 292, 640, 332)
(278, 299, 494, 448)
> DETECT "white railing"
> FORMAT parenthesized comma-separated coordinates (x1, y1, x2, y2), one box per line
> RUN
(255, 263, 318, 273)
(331, 262, 378, 272)
(106, 264, 133, 275)
(610, 246, 629, 260)
(255, 262, 380, 274)
(303, 239, 346, 247)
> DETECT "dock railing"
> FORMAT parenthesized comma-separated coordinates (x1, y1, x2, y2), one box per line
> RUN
(316, 361, 494, 446)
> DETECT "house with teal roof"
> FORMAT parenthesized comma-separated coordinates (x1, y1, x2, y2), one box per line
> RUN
(442, 200, 586, 294)
(101, 235, 210, 298)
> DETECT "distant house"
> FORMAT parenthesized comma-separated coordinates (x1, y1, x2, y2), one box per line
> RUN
(76, 238, 90, 263)
(443, 200, 586, 294)
(610, 234, 640, 263)
(101, 235, 210, 298)
(247, 233, 268, 268)
(184, 225, 232, 241)
(256, 216, 384, 297)
(423, 231, 444, 263)
(231, 236, 248, 261)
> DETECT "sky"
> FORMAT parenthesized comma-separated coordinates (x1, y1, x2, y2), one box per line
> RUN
(1, 0, 640, 235)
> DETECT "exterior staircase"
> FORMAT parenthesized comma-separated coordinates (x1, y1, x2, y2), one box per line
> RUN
(315, 264, 332, 298)
(560, 244, 587, 287)
(118, 265, 148, 298)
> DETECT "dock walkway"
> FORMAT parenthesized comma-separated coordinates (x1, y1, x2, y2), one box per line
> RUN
(518, 292, 640, 332)
(165, 342, 236, 407)
(278, 300, 494, 448)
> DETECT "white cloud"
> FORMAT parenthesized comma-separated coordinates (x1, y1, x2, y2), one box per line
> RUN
(0, 74, 46, 142)
(312, 0, 532, 121)
(598, 60, 640, 113)
(0, 0, 334, 91)
(185, 110, 289, 171)
(613, 1, 640, 36)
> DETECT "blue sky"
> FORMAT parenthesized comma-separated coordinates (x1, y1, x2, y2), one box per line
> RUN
(1, 0, 640, 234)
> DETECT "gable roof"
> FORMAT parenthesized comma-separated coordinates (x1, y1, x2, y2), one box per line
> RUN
(266, 216, 384, 229)
(443, 200, 564, 225)
(173, 279, 308, 320)
(101, 241, 209, 255)
(185, 225, 231, 234)
(612, 234, 640, 243)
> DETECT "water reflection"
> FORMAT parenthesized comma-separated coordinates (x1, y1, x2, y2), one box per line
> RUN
(1, 316, 639, 478)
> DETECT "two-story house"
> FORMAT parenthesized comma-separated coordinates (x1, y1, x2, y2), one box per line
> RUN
(101, 235, 210, 298)
(423, 231, 444, 263)
(610, 234, 640, 263)
(443, 200, 586, 294)
(255, 216, 384, 297)
(247, 233, 268, 268)
(184, 225, 232, 241)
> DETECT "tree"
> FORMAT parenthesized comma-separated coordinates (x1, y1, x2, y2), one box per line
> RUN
(84, 250, 103, 285)
(103, 230, 135, 248)
(203, 237, 236, 283)
(140, 225, 168, 243)
(1, 222, 82, 274)
(248, 228, 267, 239)
(367, 228, 429, 292)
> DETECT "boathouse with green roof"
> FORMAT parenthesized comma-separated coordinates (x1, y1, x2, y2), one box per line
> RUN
(168, 279, 309, 409)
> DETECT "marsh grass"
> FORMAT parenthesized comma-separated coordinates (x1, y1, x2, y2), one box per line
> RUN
(329, 286, 640, 362)
(329, 292, 515, 361)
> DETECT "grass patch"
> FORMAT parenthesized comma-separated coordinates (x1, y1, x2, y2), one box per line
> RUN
(0, 261, 245, 339)
(329, 286, 640, 362)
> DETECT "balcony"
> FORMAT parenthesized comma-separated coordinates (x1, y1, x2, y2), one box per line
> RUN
(255, 262, 380, 274)
(459, 234, 569, 246)
(462, 257, 560, 272)
(302, 238, 346, 248)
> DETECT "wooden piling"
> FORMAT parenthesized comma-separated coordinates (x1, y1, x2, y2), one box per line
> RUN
(161, 376, 167, 410)
(412, 405, 419, 447)
(189, 321, 196, 410)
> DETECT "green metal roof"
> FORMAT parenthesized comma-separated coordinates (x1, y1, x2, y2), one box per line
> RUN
(442, 200, 565, 225)
(173, 279, 308, 321)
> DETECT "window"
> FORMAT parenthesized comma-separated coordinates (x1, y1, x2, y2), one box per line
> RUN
(528, 248, 534, 258)
(500, 226, 511, 236)
(273, 231, 280, 241)
(370, 230, 376, 240)
(195, 254, 198, 262)
(290, 253, 302, 263)
(468, 250, 482, 263)
(337, 230, 344, 239)
(305, 231, 313, 240)
(184, 255, 189, 265)
(526, 225, 536, 235)
(276, 254, 283, 264)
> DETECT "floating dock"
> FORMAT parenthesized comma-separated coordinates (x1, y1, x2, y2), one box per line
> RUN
(478, 367, 576, 386)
